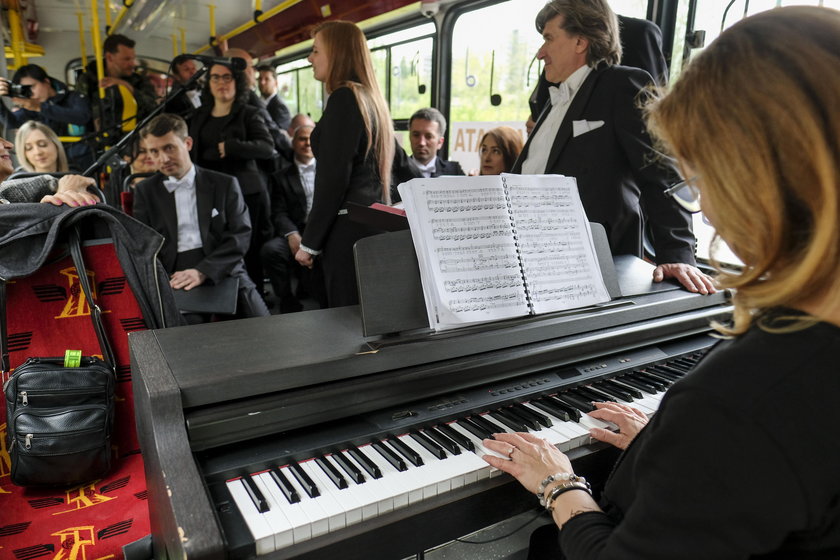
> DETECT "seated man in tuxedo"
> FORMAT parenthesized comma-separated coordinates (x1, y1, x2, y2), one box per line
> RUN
(260, 118, 327, 313)
(513, 0, 715, 295)
(407, 107, 465, 177)
(133, 113, 270, 323)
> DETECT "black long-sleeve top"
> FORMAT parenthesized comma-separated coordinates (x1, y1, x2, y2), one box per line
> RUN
(560, 311, 840, 559)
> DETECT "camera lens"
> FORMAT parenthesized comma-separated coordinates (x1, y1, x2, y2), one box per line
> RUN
(4, 83, 32, 98)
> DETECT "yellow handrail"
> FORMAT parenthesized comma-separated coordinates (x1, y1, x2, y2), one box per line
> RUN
(77, 12, 88, 66)
(90, 0, 106, 98)
(8, 7, 27, 67)
(109, 0, 134, 34)
(194, 0, 303, 54)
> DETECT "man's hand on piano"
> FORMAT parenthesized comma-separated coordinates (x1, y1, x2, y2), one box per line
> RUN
(588, 402, 649, 450)
(653, 263, 717, 294)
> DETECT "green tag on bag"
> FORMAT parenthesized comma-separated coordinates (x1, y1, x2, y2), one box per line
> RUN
(64, 349, 82, 368)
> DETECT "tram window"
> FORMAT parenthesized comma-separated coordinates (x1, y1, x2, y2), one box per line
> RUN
(367, 24, 434, 120)
(276, 58, 324, 122)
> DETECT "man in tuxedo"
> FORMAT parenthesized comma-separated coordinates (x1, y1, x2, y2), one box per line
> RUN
(256, 65, 292, 132)
(513, 0, 714, 295)
(162, 54, 203, 119)
(133, 113, 270, 323)
(408, 107, 465, 178)
(260, 117, 327, 312)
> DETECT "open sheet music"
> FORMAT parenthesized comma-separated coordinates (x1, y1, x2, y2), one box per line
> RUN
(398, 174, 610, 331)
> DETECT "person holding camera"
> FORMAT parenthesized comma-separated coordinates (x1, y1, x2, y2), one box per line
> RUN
(0, 64, 94, 170)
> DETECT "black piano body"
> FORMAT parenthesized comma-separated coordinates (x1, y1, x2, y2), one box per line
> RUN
(129, 256, 732, 559)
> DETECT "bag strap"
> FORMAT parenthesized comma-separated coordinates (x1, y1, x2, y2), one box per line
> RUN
(68, 226, 116, 371)
(1, 279, 8, 377)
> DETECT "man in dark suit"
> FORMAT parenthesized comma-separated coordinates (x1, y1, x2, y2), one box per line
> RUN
(260, 118, 327, 312)
(407, 107, 465, 178)
(513, 0, 714, 295)
(257, 65, 292, 132)
(162, 54, 203, 120)
(133, 113, 269, 323)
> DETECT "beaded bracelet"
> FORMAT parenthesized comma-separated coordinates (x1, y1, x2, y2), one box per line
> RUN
(536, 473, 588, 506)
(544, 481, 592, 512)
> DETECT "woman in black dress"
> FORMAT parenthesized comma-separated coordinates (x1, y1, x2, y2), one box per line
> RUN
(483, 6, 840, 559)
(294, 21, 394, 307)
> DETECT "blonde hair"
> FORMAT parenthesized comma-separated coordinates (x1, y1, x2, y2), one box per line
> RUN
(646, 6, 840, 335)
(15, 121, 69, 173)
(312, 20, 394, 203)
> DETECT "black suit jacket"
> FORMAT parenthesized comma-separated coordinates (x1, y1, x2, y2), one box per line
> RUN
(302, 86, 382, 251)
(264, 94, 292, 131)
(390, 145, 466, 203)
(189, 102, 273, 196)
(269, 161, 308, 237)
(132, 167, 252, 284)
(513, 65, 694, 265)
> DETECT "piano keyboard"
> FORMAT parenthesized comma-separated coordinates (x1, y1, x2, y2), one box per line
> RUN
(217, 350, 705, 556)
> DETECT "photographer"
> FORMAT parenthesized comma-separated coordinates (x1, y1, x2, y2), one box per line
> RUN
(0, 64, 94, 170)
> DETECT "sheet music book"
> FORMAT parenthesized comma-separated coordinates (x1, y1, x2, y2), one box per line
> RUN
(398, 174, 610, 331)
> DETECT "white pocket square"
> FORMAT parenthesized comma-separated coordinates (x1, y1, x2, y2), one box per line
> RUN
(211, 208, 220, 218)
(572, 120, 605, 137)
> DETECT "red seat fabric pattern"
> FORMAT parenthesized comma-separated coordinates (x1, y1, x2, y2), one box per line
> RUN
(1, 240, 151, 559)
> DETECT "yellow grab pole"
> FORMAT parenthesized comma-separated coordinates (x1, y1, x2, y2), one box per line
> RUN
(171, 34, 178, 58)
(110, 0, 134, 33)
(90, 0, 106, 98)
(8, 8, 27, 67)
(77, 12, 88, 66)
(194, 0, 301, 54)
(180, 27, 187, 53)
(104, 0, 112, 31)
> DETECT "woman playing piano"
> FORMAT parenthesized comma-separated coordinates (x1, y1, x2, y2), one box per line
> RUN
(294, 20, 394, 307)
(482, 6, 840, 559)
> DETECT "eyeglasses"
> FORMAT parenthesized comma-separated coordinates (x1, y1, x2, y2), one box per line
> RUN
(664, 176, 702, 213)
(209, 74, 234, 83)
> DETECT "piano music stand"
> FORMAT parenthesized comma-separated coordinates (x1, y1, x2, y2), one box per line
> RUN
(354, 222, 621, 337)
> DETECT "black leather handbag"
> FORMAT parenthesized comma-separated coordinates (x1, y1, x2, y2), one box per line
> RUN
(2, 227, 116, 487)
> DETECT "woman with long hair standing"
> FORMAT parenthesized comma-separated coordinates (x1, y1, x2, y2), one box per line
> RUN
(295, 20, 394, 307)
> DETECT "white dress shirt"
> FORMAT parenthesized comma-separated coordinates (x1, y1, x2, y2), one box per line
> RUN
(163, 164, 203, 253)
(411, 156, 438, 178)
(522, 64, 593, 175)
(296, 157, 316, 218)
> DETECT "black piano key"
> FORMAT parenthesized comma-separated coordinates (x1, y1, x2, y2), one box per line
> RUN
(488, 409, 527, 432)
(670, 359, 696, 371)
(386, 435, 424, 467)
(627, 372, 667, 391)
(618, 375, 658, 393)
(644, 366, 681, 381)
(289, 462, 320, 498)
(425, 426, 462, 455)
(592, 381, 634, 402)
(372, 439, 407, 472)
(636, 369, 675, 386)
(269, 467, 300, 504)
(554, 392, 594, 414)
(471, 413, 509, 435)
(456, 417, 493, 441)
(544, 395, 582, 421)
(586, 383, 631, 403)
(315, 456, 348, 490)
(504, 404, 542, 430)
(410, 430, 447, 460)
(512, 402, 552, 428)
(348, 445, 382, 479)
(602, 378, 643, 399)
(241, 475, 270, 513)
(332, 450, 366, 484)
(659, 363, 691, 377)
(530, 398, 571, 422)
(437, 422, 475, 452)
(571, 386, 608, 403)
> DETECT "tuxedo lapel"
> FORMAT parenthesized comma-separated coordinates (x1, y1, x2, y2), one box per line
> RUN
(544, 67, 602, 174)
(194, 168, 213, 248)
(155, 175, 179, 244)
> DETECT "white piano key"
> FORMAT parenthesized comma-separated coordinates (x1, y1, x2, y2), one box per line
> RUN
(226, 478, 276, 555)
(298, 458, 364, 528)
(446, 422, 501, 478)
(389, 435, 439, 503)
(336, 449, 397, 515)
(319, 454, 381, 520)
(276, 462, 328, 542)
(355, 443, 411, 510)
(250, 474, 295, 550)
